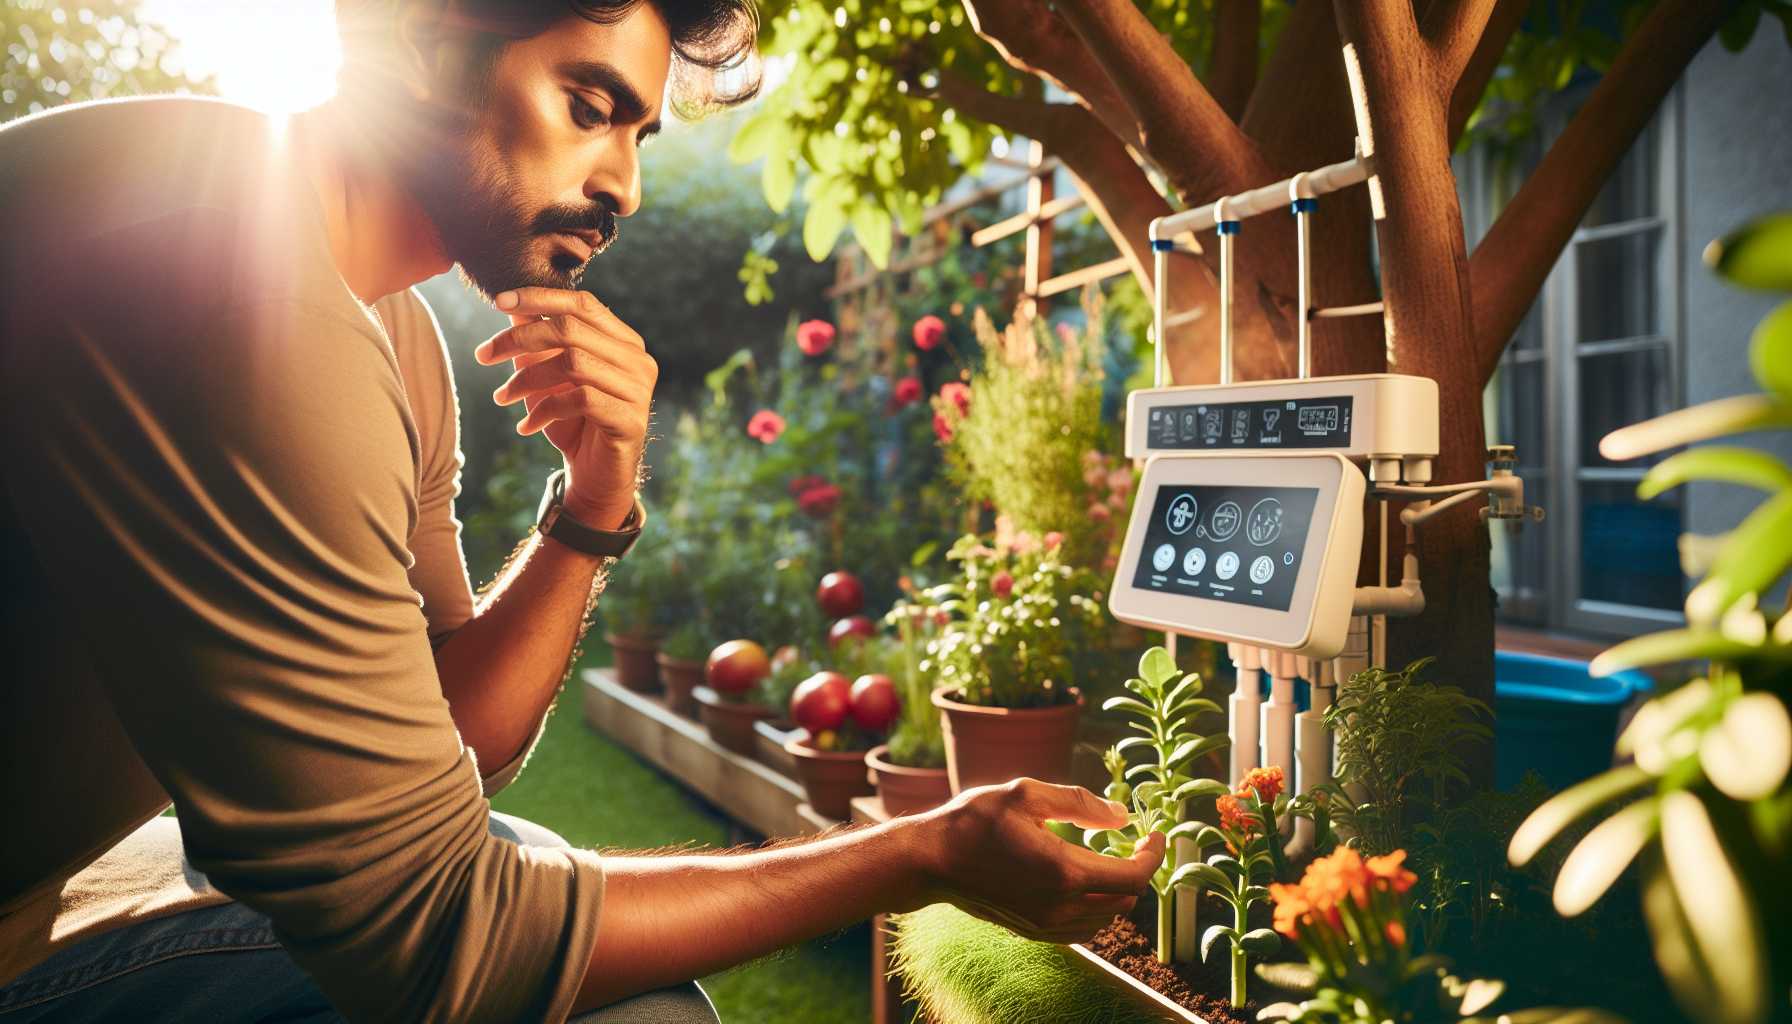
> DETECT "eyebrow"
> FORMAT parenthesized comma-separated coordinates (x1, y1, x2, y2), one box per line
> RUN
(559, 59, 663, 140)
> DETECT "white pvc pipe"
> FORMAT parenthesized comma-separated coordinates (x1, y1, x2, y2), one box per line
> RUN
(1261, 649, 1299, 786)
(1149, 150, 1371, 241)
(1291, 172, 1313, 380)
(1227, 643, 1263, 786)
(1215, 195, 1235, 386)
(1153, 243, 1169, 388)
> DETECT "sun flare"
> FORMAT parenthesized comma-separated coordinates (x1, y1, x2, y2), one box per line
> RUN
(142, 0, 341, 114)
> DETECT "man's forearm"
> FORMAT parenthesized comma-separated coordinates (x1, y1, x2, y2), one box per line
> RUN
(574, 814, 937, 1010)
(434, 528, 609, 777)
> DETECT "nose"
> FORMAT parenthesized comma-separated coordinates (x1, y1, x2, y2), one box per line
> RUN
(585, 135, 642, 219)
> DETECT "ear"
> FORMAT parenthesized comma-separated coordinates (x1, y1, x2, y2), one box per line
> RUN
(392, 0, 455, 102)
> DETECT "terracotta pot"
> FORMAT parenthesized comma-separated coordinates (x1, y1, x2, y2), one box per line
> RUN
(865, 744, 953, 816)
(695, 685, 774, 755)
(657, 653, 705, 718)
(932, 685, 1084, 794)
(754, 719, 801, 777)
(607, 632, 661, 693)
(785, 732, 876, 820)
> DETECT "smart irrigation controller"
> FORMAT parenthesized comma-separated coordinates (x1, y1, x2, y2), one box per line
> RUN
(1123, 373, 1439, 464)
(1109, 452, 1365, 658)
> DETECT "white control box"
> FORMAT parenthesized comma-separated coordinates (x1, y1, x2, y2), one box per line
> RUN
(1108, 453, 1366, 659)
(1124, 373, 1438, 463)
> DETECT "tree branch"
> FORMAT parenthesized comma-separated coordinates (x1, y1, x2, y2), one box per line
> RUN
(956, 0, 1145, 153)
(1421, 0, 1499, 88)
(1051, 0, 1268, 204)
(1469, 0, 1728, 383)
(1446, 0, 1526, 144)
(1208, 0, 1261, 122)
(930, 70, 1078, 143)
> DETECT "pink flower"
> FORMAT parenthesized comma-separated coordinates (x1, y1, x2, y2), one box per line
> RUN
(1043, 531, 1064, 550)
(747, 410, 786, 444)
(939, 381, 971, 416)
(1055, 322, 1077, 346)
(797, 483, 841, 518)
(991, 571, 1014, 598)
(932, 412, 954, 443)
(912, 315, 947, 352)
(796, 319, 836, 357)
(893, 376, 923, 407)
(1089, 504, 1111, 521)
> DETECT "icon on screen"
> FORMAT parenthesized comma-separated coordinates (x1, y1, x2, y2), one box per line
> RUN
(1152, 543, 1177, 572)
(1182, 547, 1206, 576)
(1202, 410, 1223, 441)
(1246, 498, 1284, 546)
(1215, 551, 1240, 580)
(1165, 494, 1198, 536)
(1249, 556, 1275, 585)
(1208, 501, 1241, 542)
(1263, 408, 1280, 432)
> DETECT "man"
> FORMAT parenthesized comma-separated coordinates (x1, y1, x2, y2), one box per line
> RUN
(0, 1, 1165, 1020)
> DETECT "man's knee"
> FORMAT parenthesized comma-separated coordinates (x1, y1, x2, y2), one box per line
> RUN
(486, 811, 571, 848)
(567, 982, 721, 1024)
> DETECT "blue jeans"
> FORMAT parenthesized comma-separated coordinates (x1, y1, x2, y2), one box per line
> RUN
(0, 813, 718, 1023)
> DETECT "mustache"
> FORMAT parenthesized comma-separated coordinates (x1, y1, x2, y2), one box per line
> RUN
(531, 203, 619, 255)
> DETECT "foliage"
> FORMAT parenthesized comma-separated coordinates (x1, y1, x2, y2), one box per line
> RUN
(1406, 774, 1555, 955)
(1084, 647, 1231, 963)
(1177, 767, 1290, 1008)
(935, 293, 1118, 573)
(1510, 211, 1792, 1024)
(659, 620, 707, 662)
(883, 591, 948, 769)
(1320, 659, 1493, 856)
(1, 0, 210, 122)
(920, 529, 1105, 709)
(1261, 848, 1525, 1024)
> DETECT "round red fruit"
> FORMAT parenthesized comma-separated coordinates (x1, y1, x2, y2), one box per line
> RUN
(790, 671, 852, 734)
(706, 640, 769, 695)
(849, 674, 900, 732)
(816, 571, 865, 618)
(828, 615, 876, 648)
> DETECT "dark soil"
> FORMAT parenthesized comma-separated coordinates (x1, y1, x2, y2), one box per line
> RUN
(1087, 916, 1269, 1024)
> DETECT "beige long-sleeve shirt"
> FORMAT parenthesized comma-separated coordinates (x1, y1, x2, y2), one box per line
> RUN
(0, 96, 603, 1021)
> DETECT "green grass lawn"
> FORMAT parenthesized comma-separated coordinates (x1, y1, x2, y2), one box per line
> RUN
(490, 645, 871, 1023)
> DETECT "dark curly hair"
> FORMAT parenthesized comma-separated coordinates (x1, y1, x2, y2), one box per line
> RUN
(338, 0, 761, 118)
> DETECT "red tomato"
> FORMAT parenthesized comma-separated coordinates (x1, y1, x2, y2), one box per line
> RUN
(816, 571, 865, 618)
(706, 639, 770, 695)
(849, 674, 900, 733)
(790, 671, 852, 734)
(827, 615, 876, 648)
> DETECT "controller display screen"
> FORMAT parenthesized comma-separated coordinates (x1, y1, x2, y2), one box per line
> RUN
(1144, 396, 1353, 450)
(1129, 484, 1320, 612)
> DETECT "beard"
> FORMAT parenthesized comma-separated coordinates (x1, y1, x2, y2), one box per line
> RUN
(400, 109, 618, 299)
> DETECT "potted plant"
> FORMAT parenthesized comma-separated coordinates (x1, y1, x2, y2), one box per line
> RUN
(924, 529, 1105, 792)
(751, 644, 811, 774)
(655, 622, 708, 718)
(783, 668, 892, 819)
(694, 637, 774, 754)
(869, 590, 952, 815)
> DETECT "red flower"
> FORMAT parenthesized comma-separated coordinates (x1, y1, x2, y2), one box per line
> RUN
(939, 381, 971, 416)
(932, 412, 954, 443)
(787, 474, 826, 498)
(797, 483, 841, 518)
(1217, 794, 1255, 835)
(1238, 765, 1285, 804)
(893, 376, 923, 407)
(796, 319, 836, 357)
(747, 410, 786, 444)
(912, 315, 947, 352)
(1043, 531, 1065, 550)
(991, 571, 1014, 598)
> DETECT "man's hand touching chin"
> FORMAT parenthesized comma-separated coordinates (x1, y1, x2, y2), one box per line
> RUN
(475, 287, 657, 530)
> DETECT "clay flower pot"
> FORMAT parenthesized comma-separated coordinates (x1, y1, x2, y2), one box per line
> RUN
(786, 732, 876, 820)
(865, 744, 953, 816)
(657, 653, 705, 718)
(606, 632, 661, 693)
(932, 685, 1084, 794)
(695, 685, 774, 756)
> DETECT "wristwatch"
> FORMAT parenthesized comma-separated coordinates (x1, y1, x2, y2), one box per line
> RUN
(535, 468, 645, 559)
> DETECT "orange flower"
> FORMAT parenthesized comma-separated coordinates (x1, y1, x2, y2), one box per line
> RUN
(1366, 850, 1418, 895)
(1217, 794, 1255, 834)
(1238, 765, 1285, 803)
(1268, 881, 1309, 939)
(1384, 920, 1407, 947)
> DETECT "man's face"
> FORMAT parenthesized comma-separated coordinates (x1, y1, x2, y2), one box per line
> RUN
(407, 5, 671, 298)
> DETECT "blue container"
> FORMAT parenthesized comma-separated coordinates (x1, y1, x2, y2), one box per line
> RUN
(1495, 651, 1653, 791)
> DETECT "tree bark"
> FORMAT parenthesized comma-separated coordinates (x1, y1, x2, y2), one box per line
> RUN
(1421, 0, 1499, 88)
(1209, 0, 1262, 122)
(955, 0, 1147, 152)
(1468, 0, 1728, 384)
(1445, 0, 1526, 143)
(1333, 0, 1496, 784)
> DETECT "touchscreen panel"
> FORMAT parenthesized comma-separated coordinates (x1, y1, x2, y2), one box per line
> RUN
(1128, 484, 1320, 612)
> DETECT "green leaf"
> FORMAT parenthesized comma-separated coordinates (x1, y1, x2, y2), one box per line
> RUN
(761, 149, 796, 213)
(1171, 861, 1231, 891)
(802, 197, 847, 262)
(1751, 299, 1792, 399)
(1637, 446, 1792, 500)
(726, 107, 786, 163)
(1163, 672, 1203, 707)
(1172, 778, 1231, 802)
(1102, 696, 1155, 716)
(1685, 490, 1792, 623)
(1509, 764, 1653, 866)
(1138, 646, 1178, 684)
(1238, 928, 1281, 955)
(1207, 853, 1243, 875)
(1201, 924, 1236, 963)
(1169, 734, 1230, 766)
(1170, 696, 1224, 719)
(1552, 798, 1658, 916)
(1113, 735, 1154, 754)
(1164, 820, 1207, 843)
(1658, 791, 1768, 1022)
(850, 200, 893, 270)
(1599, 394, 1792, 461)
(1589, 628, 1764, 676)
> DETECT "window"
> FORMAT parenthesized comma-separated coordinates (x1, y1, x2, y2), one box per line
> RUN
(1466, 87, 1685, 638)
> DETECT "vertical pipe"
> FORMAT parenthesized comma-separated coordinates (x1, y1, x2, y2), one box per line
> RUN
(1261, 649, 1298, 786)
(1227, 643, 1262, 786)
(1215, 196, 1236, 386)
(1289, 174, 1314, 380)
(1152, 241, 1169, 389)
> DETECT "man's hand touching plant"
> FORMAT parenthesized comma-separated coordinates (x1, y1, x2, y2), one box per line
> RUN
(477, 287, 658, 529)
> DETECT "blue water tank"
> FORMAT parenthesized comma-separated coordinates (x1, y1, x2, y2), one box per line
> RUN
(1495, 651, 1654, 790)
